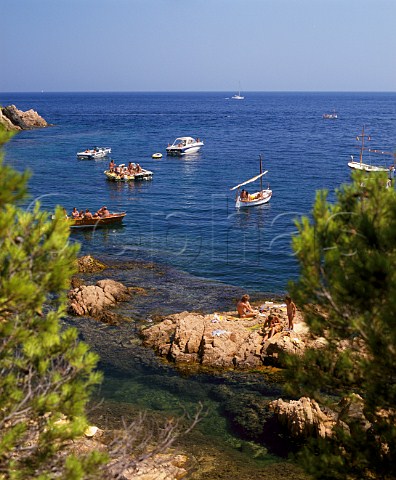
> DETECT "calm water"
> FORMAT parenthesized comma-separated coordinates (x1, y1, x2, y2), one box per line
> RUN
(2, 92, 396, 478)
(3, 92, 396, 291)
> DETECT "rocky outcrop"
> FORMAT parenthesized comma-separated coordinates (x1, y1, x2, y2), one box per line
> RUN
(268, 394, 370, 440)
(141, 309, 311, 369)
(68, 279, 130, 320)
(269, 397, 337, 438)
(0, 105, 50, 131)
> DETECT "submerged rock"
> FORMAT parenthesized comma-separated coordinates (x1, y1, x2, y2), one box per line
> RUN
(76, 255, 108, 274)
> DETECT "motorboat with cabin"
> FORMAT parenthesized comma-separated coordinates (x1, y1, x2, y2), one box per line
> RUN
(231, 154, 272, 208)
(77, 147, 112, 159)
(166, 137, 204, 156)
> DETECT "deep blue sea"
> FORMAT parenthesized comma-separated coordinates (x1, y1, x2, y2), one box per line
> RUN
(2, 92, 396, 478)
(3, 92, 396, 292)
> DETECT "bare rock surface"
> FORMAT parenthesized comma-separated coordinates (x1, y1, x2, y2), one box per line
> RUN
(268, 397, 337, 438)
(141, 307, 311, 369)
(0, 105, 50, 130)
(68, 279, 130, 318)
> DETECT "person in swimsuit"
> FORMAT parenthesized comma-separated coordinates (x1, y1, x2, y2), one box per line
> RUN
(237, 294, 257, 318)
(285, 295, 296, 330)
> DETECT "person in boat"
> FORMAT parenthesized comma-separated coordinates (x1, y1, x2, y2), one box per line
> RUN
(71, 207, 80, 219)
(100, 206, 110, 217)
(128, 161, 135, 173)
(109, 159, 115, 172)
(135, 163, 143, 173)
(84, 209, 93, 219)
(237, 294, 257, 318)
(95, 206, 105, 216)
(240, 189, 249, 201)
(115, 165, 121, 174)
(79, 210, 85, 218)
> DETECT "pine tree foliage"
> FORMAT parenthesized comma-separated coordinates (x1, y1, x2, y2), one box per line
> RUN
(0, 127, 105, 478)
(286, 171, 396, 479)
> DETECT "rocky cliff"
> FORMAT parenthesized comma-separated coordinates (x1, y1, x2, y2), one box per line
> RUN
(0, 104, 50, 130)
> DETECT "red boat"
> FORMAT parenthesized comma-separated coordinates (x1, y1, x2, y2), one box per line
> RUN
(68, 212, 126, 229)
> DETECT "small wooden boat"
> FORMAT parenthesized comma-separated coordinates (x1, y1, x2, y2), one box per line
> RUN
(231, 154, 272, 209)
(348, 126, 393, 173)
(68, 212, 126, 229)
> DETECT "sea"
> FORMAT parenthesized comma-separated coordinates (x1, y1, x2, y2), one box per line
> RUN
(2, 92, 396, 478)
(3, 92, 396, 292)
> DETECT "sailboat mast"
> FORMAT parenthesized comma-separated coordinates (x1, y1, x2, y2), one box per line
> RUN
(259, 154, 263, 191)
(360, 126, 365, 165)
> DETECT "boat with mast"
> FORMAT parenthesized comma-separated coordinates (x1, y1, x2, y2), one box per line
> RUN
(232, 82, 244, 100)
(231, 154, 272, 208)
(348, 126, 394, 173)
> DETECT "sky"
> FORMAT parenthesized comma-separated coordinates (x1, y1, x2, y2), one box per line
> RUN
(1, 0, 396, 92)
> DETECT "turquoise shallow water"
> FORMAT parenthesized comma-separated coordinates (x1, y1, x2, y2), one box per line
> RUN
(2, 92, 396, 478)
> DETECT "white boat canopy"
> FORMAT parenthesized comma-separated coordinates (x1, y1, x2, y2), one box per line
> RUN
(230, 171, 268, 191)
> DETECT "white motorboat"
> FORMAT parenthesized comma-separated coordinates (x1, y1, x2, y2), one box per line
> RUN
(323, 109, 338, 119)
(347, 127, 393, 173)
(231, 155, 272, 209)
(77, 147, 111, 159)
(166, 137, 204, 156)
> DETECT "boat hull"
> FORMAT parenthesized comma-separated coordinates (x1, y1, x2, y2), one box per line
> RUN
(166, 144, 204, 156)
(236, 189, 272, 208)
(69, 212, 126, 229)
(348, 161, 388, 173)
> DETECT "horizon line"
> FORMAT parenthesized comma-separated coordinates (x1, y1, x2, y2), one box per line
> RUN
(1, 90, 396, 95)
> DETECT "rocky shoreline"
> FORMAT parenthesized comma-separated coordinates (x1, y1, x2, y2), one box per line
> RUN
(0, 104, 50, 130)
(64, 256, 344, 479)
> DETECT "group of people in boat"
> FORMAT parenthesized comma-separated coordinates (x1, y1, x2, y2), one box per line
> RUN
(108, 160, 143, 176)
(70, 206, 110, 219)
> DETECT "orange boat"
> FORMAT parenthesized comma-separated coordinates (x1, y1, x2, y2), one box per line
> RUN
(68, 212, 126, 229)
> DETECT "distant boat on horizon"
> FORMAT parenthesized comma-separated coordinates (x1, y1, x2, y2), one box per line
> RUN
(232, 83, 244, 100)
(323, 109, 338, 119)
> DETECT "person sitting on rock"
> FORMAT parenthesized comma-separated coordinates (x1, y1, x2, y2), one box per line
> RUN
(262, 314, 281, 342)
(237, 294, 257, 318)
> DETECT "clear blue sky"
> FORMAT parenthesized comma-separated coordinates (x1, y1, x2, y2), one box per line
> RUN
(2, 0, 395, 92)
